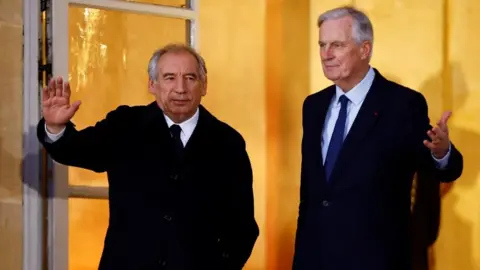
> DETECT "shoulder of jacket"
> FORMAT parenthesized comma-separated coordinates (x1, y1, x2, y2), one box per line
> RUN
(212, 118, 246, 147)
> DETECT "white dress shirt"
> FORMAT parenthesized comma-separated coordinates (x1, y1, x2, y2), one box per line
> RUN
(163, 108, 199, 147)
(321, 66, 450, 168)
(45, 107, 200, 147)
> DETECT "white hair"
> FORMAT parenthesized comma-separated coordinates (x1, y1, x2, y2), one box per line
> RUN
(147, 43, 207, 83)
(318, 6, 374, 58)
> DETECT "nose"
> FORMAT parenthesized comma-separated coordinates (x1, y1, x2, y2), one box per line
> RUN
(320, 46, 334, 61)
(174, 78, 187, 93)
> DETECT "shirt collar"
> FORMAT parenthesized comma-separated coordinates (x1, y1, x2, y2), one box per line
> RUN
(334, 66, 375, 106)
(163, 107, 200, 137)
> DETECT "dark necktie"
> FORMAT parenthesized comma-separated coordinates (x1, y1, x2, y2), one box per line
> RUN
(169, 124, 184, 160)
(324, 95, 349, 181)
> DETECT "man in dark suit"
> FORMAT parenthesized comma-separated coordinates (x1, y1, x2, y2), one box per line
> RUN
(37, 44, 259, 270)
(293, 6, 463, 270)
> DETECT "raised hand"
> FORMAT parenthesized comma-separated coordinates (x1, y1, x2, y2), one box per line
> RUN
(42, 77, 81, 134)
(423, 111, 451, 159)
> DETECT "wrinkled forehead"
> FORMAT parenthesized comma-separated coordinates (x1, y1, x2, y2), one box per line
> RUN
(158, 51, 200, 75)
(319, 16, 354, 43)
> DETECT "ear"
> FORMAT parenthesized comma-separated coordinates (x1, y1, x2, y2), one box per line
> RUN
(148, 79, 156, 94)
(360, 40, 372, 60)
(200, 77, 208, 96)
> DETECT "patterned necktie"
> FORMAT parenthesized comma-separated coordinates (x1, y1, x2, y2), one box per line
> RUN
(169, 124, 184, 160)
(324, 95, 349, 181)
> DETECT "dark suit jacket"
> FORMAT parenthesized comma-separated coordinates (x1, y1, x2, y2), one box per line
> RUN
(293, 69, 463, 270)
(410, 171, 441, 270)
(37, 102, 259, 270)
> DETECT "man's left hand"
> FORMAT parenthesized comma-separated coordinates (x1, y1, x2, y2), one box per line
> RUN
(423, 111, 451, 159)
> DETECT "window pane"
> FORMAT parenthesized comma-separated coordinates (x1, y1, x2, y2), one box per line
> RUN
(67, 7, 186, 186)
(69, 198, 109, 270)
(121, 0, 188, 8)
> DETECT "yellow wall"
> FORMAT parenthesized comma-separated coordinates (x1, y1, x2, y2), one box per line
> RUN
(0, 0, 24, 269)
(263, 0, 310, 269)
(201, 1, 310, 269)
(199, 1, 267, 268)
(434, 1, 480, 269)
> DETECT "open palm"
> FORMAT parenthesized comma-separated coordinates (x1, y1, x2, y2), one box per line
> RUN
(42, 77, 81, 130)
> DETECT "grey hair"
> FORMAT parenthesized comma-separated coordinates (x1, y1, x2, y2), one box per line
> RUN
(147, 43, 207, 83)
(318, 6, 374, 57)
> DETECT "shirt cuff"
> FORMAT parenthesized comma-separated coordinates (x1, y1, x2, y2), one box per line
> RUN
(44, 124, 66, 143)
(432, 143, 451, 169)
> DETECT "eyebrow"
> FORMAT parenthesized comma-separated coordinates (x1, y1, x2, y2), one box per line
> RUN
(318, 41, 345, 45)
(162, 72, 198, 78)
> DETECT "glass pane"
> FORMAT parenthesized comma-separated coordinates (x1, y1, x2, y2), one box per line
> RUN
(69, 198, 109, 270)
(67, 7, 187, 186)
(121, 0, 188, 8)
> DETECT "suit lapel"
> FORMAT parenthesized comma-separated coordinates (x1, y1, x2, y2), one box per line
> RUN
(141, 102, 173, 164)
(143, 101, 172, 144)
(183, 105, 210, 156)
(141, 102, 213, 164)
(311, 86, 336, 181)
(137, 102, 176, 186)
(328, 70, 388, 184)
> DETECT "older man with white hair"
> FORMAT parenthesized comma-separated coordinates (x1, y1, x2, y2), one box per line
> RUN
(38, 43, 259, 270)
(293, 6, 463, 270)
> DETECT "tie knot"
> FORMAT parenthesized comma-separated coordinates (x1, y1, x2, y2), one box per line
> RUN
(338, 95, 349, 107)
(169, 124, 182, 138)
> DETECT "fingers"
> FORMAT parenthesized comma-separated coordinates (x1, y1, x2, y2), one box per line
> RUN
(429, 127, 447, 141)
(55, 77, 63, 97)
(45, 77, 72, 100)
(424, 111, 452, 156)
(427, 129, 438, 142)
(425, 125, 450, 157)
(432, 126, 446, 137)
(42, 85, 49, 102)
(48, 78, 55, 98)
(437, 111, 452, 132)
(67, 100, 81, 116)
(440, 111, 452, 124)
(423, 139, 435, 150)
(429, 128, 437, 136)
(63, 81, 71, 99)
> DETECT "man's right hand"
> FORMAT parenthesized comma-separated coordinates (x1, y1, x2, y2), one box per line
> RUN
(42, 77, 81, 134)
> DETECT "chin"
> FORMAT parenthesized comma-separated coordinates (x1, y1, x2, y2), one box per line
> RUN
(324, 73, 341, 82)
(171, 107, 191, 115)
(322, 68, 338, 79)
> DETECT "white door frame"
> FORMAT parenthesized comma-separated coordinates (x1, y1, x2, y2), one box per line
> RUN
(34, 0, 201, 269)
(23, 0, 43, 269)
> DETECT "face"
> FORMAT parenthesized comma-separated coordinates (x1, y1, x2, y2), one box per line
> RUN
(319, 16, 371, 87)
(148, 51, 207, 123)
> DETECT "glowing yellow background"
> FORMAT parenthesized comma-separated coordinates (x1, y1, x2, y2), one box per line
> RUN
(66, 1, 480, 270)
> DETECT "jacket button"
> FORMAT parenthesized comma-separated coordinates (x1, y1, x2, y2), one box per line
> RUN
(163, 215, 172, 221)
(222, 251, 230, 258)
(322, 200, 329, 207)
